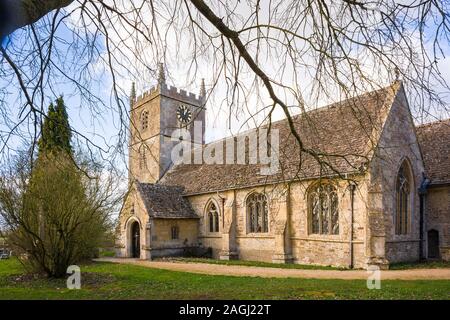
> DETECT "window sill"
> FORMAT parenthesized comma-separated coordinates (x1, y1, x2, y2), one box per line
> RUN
(200, 234, 222, 239)
(306, 234, 341, 240)
(240, 233, 274, 239)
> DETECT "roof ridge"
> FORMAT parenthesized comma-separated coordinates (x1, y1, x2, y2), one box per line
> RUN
(417, 117, 450, 128)
(202, 82, 399, 147)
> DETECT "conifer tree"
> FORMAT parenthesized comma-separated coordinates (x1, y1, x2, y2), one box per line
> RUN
(38, 96, 72, 155)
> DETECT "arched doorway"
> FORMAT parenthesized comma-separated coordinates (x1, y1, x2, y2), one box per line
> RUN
(130, 221, 140, 258)
(428, 229, 440, 259)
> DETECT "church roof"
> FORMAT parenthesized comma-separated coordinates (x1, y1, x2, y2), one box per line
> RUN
(417, 118, 450, 185)
(136, 183, 198, 218)
(161, 83, 400, 195)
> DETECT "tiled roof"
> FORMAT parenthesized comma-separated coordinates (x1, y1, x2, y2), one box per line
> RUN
(417, 118, 450, 184)
(136, 183, 198, 218)
(161, 83, 400, 195)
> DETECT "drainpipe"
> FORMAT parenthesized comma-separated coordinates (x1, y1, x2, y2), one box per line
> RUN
(349, 182, 356, 269)
(418, 172, 430, 260)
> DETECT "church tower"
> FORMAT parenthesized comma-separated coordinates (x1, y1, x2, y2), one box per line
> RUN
(129, 64, 206, 183)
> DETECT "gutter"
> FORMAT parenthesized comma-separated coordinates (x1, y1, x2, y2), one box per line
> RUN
(426, 181, 450, 188)
(180, 170, 364, 197)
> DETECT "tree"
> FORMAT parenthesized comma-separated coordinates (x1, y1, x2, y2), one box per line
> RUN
(0, 150, 120, 277)
(38, 96, 72, 155)
(0, 1, 449, 179)
(0, 99, 120, 278)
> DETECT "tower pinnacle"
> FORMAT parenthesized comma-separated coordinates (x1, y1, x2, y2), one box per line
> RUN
(158, 63, 166, 86)
(200, 78, 206, 98)
(130, 82, 136, 108)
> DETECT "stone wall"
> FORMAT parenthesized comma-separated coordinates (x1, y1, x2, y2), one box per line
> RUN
(129, 90, 162, 183)
(115, 185, 150, 259)
(369, 85, 424, 266)
(425, 185, 450, 260)
(149, 218, 199, 258)
(186, 177, 369, 268)
(129, 84, 205, 184)
(288, 177, 367, 268)
(116, 184, 200, 260)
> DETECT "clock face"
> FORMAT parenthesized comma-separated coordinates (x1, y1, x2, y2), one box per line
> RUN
(176, 104, 192, 124)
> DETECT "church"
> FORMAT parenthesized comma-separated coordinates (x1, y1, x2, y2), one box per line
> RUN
(116, 68, 450, 269)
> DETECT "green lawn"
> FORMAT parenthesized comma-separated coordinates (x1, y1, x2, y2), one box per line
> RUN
(389, 260, 450, 270)
(0, 259, 449, 300)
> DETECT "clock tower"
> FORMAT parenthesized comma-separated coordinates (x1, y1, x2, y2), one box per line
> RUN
(128, 64, 206, 183)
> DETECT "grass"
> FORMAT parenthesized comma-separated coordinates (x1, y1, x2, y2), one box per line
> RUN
(156, 257, 347, 270)
(99, 250, 116, 258)
(390, 260, 450, 270)
(0, 258, 449, 300)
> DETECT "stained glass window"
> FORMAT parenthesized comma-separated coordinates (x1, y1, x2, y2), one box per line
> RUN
(396, 162, 411, 235)
(247, 193, 269, 233)
(309, 183, 339, 235)
(207, 202, 219, 233)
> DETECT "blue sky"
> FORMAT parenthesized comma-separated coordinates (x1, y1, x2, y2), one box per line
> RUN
(1, 2, 450, 172)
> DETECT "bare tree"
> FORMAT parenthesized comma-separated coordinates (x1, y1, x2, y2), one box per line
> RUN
(0, 150, 121, 277)
(0, 0, 449, 177)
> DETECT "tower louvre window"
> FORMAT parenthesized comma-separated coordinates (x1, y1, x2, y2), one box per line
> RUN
(141, 110, 149, 130)
(139, 145, 147, 170)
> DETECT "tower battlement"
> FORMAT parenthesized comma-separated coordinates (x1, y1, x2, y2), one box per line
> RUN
(133, 83, 205, 108)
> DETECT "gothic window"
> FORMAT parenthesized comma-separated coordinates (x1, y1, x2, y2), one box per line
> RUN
(246, 193, 269, 233)
(308, 183, 339, 235)
(139, 145, 147, 170)
(207, 202, 220, 233)
(141, 110, 149, 130)
(396, 161, 412, 235)
(171, 226, 179, 240)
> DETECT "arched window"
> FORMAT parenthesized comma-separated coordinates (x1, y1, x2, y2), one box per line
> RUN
(139, 145, 147, 170)
(308, 183, 339, 235)
(141, 110, 149, 130)
(396, 161, 412, 235)
(246, 193, 269, 233)
(207, 202, 219, 233)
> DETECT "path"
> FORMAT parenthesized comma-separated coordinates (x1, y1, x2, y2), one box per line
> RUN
(95, 258, 450, 280)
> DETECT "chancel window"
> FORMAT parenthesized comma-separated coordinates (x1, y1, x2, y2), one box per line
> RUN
(207, 202, 220, 233)
(396, 162, 411, 235)
(308, 183, 339, 235)
(171, 226, 179, 240)
(141, 110, 149, 130)
(247, 193, 269, 233)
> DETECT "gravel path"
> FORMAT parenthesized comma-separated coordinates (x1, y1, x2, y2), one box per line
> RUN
(95, 258, 450, 280)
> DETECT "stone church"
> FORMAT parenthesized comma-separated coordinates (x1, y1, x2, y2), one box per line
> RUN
(116, 68, 450, 269)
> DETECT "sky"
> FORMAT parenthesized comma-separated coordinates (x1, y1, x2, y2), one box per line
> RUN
(1, 0, 450, 174)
